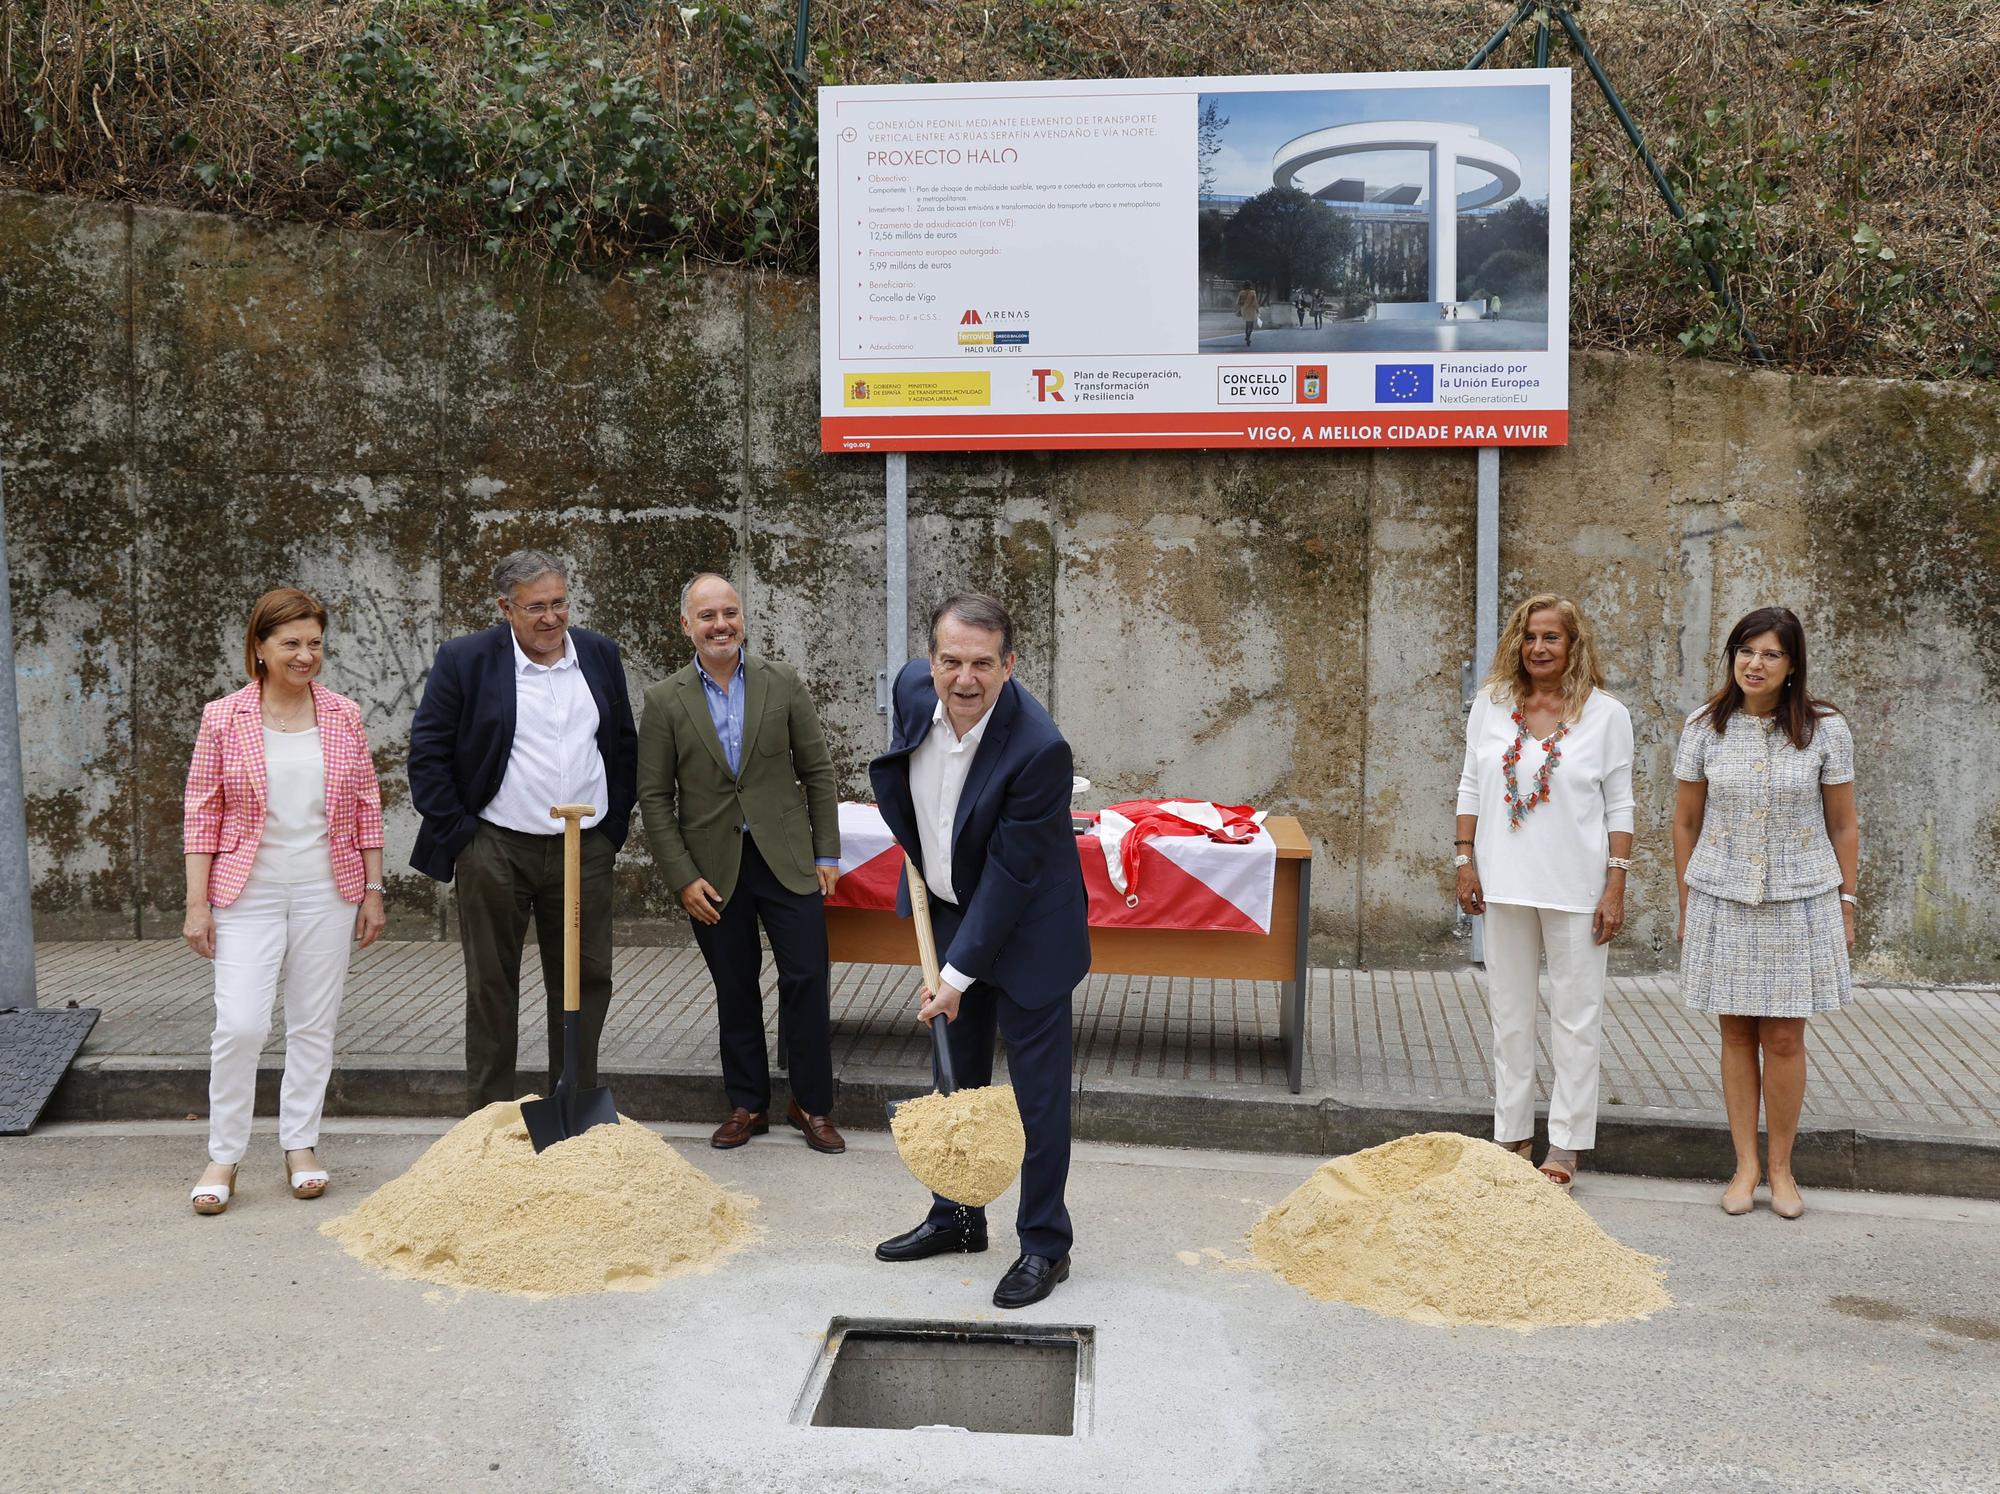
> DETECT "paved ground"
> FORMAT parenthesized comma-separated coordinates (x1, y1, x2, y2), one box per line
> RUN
(31, 939, 2000, 1141)
(3, 1120, 1995, 1492)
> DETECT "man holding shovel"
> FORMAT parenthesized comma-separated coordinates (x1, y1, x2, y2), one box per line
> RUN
(407, 550, 638, 1113)
(870, 593, 1090, 1308)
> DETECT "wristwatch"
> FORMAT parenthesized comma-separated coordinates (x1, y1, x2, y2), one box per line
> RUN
(1452, 854, 1472, 869)
(363, 881, 386, 894)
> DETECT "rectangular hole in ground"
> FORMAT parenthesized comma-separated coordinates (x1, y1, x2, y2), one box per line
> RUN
(794, 1317, 1095, 1437)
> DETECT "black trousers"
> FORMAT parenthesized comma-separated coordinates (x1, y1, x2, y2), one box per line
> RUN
(691, 835, 835, 1116)
(921, 903, 1075, 1260)
(455, 820, 615, 1112)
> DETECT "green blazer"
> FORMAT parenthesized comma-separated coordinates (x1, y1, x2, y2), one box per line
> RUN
(636, 654, 840, 903)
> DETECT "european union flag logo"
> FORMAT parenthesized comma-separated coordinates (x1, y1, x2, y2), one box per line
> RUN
(1375, 364, 1434, 402)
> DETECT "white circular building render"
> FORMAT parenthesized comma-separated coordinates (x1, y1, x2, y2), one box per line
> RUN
(1271, 120, 1523, 311)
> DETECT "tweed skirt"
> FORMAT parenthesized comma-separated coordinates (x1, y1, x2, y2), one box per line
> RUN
(1681, 887, 1852, 1017)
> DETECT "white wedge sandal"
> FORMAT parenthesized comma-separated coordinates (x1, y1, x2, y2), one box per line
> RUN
(285, 1149, 329, 1200)
(190, 1164, 238, 1216)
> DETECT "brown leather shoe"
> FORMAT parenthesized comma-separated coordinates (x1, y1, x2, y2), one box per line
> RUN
(786, 1099, 846, 1154)
(709, 1107, 769, 1149)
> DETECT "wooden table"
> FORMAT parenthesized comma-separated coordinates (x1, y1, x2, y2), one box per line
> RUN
(823, 815, 1315, 1093)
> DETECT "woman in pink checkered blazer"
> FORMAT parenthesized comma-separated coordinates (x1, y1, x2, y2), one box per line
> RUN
(182, 588, 386, 1215)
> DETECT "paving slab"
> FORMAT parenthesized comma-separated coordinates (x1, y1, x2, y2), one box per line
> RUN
(26, 939, 2000, 1196)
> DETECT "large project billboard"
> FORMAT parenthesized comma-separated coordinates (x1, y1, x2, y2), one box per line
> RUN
(819, 68, 1570, 453)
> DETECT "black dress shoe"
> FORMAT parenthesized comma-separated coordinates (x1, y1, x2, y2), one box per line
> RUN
(993, 1253, 1070, 1309)
(874, 1207, 988, 1262)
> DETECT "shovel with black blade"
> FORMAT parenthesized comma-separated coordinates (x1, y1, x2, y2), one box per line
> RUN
(522, 803, 618, 1153)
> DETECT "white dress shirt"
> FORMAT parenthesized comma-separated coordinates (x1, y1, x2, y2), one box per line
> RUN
(908, 696, 996, 993)
(481, 632, 607, 833)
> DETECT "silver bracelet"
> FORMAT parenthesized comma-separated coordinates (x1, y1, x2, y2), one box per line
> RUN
(1606, 856, 1633, 871)
(363, 881, 386, 893)
(1838, 891, 1857, 906)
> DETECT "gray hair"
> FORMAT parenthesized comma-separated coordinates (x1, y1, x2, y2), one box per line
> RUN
(929, 592, 1014, 658)
(491, 549, 566, 600)
(679, 571, 737, 616)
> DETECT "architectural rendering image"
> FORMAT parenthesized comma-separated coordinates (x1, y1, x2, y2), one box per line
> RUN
(1198, 84, 1555, 354)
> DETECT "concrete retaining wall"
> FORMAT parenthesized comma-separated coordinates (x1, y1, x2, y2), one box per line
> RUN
(4, 192, 1996, 979)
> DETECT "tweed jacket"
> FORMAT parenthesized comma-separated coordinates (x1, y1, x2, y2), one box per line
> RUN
(1675, 707, 1854, 906)
(183, 680, 385, 907)
(636, 654, 840, 903)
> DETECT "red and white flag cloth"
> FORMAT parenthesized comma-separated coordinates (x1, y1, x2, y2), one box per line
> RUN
(827, 800, 1278, 935)
(1090, 800, 1275, 933)
(829, 801, 906, 907)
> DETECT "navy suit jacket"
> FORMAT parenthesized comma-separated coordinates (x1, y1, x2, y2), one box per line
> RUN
(868, 659, 1089, 1006)
(407, 625, 638, 882)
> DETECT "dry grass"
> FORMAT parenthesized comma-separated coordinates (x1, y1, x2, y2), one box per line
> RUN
(3, 0, 1995, 376)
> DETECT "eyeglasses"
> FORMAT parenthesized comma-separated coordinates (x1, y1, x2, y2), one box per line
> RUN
(506, 600, 570, 619)
(1734, 647, 1787, 666)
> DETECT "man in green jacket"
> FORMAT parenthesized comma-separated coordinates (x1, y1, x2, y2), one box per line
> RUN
(637, 573, 846, 1153)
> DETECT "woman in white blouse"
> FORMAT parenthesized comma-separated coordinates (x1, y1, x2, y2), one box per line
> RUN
(1455, 594, 1635, 1189)
(1672, 606, 1858, 1219)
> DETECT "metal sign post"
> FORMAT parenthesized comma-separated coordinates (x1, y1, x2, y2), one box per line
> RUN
(1470, 445, 1499, 963)
(0, 459, 37, 1009)
(880, 451, 908, 748)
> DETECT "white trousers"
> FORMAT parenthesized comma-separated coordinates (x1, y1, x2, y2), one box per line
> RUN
(207, 876, 353, 1163)
(1483, 901, 1608, 1151)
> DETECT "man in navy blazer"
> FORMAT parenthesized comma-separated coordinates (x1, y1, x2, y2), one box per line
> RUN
(869, 592, 1089, 1309)
(408, 550, 637, 1111)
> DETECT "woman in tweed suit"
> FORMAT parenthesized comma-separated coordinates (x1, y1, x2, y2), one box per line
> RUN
(1673, 607, 1858, 1219)
(182, 589, 387, 1214)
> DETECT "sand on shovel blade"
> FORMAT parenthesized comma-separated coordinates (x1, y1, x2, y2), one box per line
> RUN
(888, 1086, 1026, 1207)
(1248, 1131, 1670, 1331)
(321, 1100, 755, 1297)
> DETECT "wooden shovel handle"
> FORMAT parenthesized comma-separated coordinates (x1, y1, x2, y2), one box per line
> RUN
(549, 805, 594, 1014)
(904, 858, 943, 994)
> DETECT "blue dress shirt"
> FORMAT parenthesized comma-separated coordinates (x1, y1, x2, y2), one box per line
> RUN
(696, 652, 747, 775)
(697, 651, 837, 868)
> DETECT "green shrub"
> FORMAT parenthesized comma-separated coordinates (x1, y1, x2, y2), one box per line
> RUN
(290, 1, 815, 269)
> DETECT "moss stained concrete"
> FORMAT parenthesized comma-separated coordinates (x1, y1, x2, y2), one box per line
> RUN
(3, 192, 1996, 980)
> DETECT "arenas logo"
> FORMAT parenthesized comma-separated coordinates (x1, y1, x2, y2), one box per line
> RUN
(959, 306, 1032, 348)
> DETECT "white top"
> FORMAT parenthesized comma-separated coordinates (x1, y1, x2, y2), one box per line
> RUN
(251, 727, 334, 885)
(908, 696, 996, 994)
(1457, 685, 1636, 913)
(481, 632, 607, 835)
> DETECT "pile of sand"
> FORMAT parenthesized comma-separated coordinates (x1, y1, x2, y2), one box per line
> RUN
(1248, 1132, 1669, 1330)
(322, 1102, 754, 1297)
(889, 1086, 1026, 1206)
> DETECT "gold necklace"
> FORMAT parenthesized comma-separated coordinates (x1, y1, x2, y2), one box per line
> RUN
(265, 688, 312, 732)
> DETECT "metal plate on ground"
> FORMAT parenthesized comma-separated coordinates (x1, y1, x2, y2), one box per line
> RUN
(0, 1008, 101, 1135)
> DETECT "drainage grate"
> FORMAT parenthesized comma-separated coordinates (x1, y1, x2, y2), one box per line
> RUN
(792, 1317, 1095, 1437)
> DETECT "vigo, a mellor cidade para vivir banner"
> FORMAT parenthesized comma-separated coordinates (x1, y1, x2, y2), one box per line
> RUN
(819, 68, 1571, 452)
